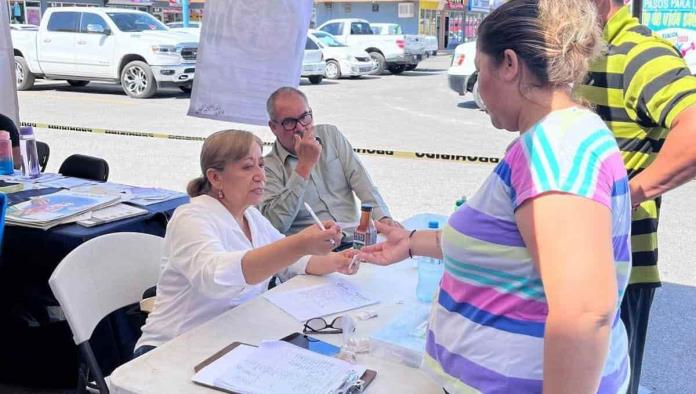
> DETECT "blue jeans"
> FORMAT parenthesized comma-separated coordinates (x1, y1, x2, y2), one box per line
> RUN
(132, 345, 156, 359)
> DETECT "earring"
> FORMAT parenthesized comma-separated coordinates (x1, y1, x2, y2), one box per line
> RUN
(218, 189, 224, 200)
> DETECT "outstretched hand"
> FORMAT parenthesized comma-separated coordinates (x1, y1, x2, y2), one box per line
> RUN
(358, 221, 411, 266)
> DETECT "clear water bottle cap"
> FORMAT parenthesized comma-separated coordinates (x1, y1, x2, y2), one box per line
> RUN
(19, 126, 34, 136)
(0, 131, 9, 140)
(428, 220, 439, 229)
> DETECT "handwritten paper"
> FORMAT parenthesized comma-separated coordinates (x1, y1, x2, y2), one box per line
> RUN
(264, 278, 378, 322)
(188, 0, 313, 125)
(193, 341, 365, 394)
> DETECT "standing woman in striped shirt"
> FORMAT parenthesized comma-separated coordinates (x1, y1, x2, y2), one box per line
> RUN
(360, 0, 632, 392)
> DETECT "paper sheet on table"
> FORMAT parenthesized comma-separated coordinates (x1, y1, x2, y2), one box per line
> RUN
(193, 341, 365, 394)
(188, 0, 313, 125)
(264, 278, 378, 322)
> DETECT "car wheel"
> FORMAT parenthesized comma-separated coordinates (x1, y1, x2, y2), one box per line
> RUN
(472, 81, 486, 111)
(121, 60, 157, 99)
(15, 56, 35, 91)
(67, 80, 89, 87)
(325, 60, 341, 79)
(387, 64, 405, 74)
(404, 64, 417, 71)
(368, 51, 386, 75)
(308, 75, 323, 85)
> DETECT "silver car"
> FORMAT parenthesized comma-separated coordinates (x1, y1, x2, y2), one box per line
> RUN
(308, 30, 377, 79)
(302, 36, 326, 84)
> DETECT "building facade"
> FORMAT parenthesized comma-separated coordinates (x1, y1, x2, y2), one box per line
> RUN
(314, 0, 420, 34)
(314, 0, 493, 50)
(5, 0, 204, 25)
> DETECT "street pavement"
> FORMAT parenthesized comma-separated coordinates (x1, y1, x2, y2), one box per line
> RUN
(15, 55, 696, 393)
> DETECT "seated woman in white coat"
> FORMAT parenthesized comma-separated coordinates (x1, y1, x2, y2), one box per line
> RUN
(134, 130, 355, 357)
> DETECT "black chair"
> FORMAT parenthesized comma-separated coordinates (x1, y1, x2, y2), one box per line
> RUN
(36, 141, 50, 172)
(59, 154, 109, 182)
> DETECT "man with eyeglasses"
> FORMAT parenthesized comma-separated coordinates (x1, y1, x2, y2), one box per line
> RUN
(261, 87, 400, 241)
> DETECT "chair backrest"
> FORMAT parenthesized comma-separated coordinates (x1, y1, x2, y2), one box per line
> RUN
(48, 232, 164, 345)
(59, 154, 109, 182)
(36, 141, 50, 172)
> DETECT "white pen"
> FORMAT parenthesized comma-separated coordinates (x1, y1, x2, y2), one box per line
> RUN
(348, 255, 360, 272)
(304, 202, 336, 247)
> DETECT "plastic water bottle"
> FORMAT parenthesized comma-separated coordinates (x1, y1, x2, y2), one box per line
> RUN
(0, 131, 14, 175)
(19, 126, 40, 178)
(416, 221, 445, 303)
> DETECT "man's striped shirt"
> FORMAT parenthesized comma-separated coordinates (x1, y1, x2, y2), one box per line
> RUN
(576, 5, 696, 287)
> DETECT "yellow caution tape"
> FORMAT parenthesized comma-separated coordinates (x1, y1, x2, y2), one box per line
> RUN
(21, 121, 501, 165)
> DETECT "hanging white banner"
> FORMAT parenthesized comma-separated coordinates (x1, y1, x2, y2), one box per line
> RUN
(188, 0, 313, 125)
(0, 3, 20, 126)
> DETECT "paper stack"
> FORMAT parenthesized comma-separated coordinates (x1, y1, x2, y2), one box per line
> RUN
(6, 190, 120, 230)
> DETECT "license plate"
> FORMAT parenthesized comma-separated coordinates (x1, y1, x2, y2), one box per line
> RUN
(360, 67, 372, 72)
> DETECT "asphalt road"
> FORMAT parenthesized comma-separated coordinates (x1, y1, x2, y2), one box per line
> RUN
(15, 55, 696, 393)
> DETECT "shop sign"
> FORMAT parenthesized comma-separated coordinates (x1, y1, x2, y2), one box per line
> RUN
(468, 0, 490, 12)
(446, 0, 465, 10)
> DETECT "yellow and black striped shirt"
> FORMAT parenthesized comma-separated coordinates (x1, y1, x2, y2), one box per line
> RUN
(577, 6, 696, 288)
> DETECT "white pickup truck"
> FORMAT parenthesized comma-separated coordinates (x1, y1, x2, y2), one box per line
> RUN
(12, 7, 198, 98)
(317, 18, 424, 75)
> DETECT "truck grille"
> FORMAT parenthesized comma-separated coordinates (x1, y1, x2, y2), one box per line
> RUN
(180, 47, 198, 61)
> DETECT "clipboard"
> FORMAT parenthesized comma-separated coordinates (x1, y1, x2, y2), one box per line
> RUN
(193, 341, 378, 394)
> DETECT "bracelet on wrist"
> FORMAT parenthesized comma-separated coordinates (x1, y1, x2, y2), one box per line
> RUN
(408, 229, 417, 259)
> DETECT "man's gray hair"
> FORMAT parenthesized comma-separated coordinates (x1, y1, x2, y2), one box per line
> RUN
(266, 87, 309, 121)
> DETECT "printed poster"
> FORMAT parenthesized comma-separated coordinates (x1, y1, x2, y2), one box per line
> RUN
(188, 0, 313, 125)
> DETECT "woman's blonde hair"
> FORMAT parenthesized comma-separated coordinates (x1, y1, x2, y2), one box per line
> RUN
(478, 0, 603, 90)
(187, 130, 264, 197)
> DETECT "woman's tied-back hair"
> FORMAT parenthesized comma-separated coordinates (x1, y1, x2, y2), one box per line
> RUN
(187, 130, 264, 197)
(477, 0, 603, 90)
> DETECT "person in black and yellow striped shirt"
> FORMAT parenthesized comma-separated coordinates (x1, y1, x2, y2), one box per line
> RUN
(578, 1, 696, 393)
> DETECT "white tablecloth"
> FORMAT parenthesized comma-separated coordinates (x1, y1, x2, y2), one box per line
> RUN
(110, 214, 447, 394)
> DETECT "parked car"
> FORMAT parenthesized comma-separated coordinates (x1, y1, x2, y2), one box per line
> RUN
(370, 22, 436, 65)
(11, 7, 198, 98)
(308, 30, 377, 79)
(422, 35, 438, 57)
(10, 24, 38, 31)
(165, 22, 200, 29)
(166, 21, 201, 38)
(447, 41, 484, 109)
(317, 18, 424, 75)
(302, 36, 326, 84)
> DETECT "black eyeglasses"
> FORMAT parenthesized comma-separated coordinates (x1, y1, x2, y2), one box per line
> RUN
(274, 110, 313, 131)
(303, 316, 353, 334)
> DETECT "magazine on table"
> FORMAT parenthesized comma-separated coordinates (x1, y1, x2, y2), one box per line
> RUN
(5, 190, 119, 230)
(71, 183, 186, 206)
